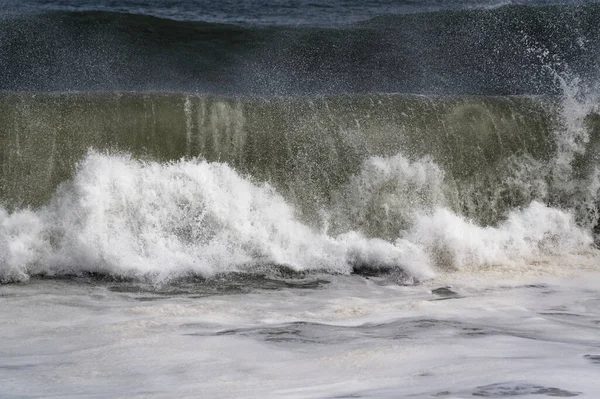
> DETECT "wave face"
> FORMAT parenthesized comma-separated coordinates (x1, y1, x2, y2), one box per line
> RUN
(0, 90, 599, 283)
(0, 93, 563, 220)
(1, 4, 600, 94)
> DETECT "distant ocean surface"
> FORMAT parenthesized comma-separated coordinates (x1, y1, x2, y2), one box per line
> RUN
(2, 0, 593, 25)
(0, 0, 599, 93)
(1, 1, 600, 398)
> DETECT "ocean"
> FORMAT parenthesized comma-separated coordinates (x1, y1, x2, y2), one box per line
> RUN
(1, 1, 600, 398)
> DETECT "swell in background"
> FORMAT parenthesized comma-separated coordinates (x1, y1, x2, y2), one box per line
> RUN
(0, 4, 600, 94)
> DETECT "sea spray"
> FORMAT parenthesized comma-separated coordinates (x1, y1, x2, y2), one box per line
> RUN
(405, 203, 593, 271)
(1, 82, 600, 284)
(0, 93, 564, 220)
(0, 149, 596, 284)
(0, 152, 435, 283)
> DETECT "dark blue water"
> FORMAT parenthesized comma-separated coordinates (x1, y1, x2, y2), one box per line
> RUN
(0, 0, 599, 94)
(2, 0, 594, 25)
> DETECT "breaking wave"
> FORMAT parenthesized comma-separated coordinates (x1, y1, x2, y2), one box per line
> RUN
(1, 78, 599, 285)
(0, 150, 595, 284)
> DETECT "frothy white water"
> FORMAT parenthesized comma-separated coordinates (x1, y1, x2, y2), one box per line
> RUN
(406, 203, 594, 271)
(0, 152, 433, 283)
(332, 152, 597, 272)
(332, 154, 447, 238)
(2, 273, 600, 398)
(1, 149, 597, 284)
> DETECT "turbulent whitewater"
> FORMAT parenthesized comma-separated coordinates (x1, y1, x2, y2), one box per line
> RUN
(1, 90, 599, 283)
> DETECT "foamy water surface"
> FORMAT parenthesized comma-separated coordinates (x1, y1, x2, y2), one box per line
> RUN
(1, 272, 599, 398)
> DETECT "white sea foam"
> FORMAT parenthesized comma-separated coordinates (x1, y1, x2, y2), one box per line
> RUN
(1, 149, 596, 284)
(0, 151, 434, 283)
(332, 153, 447, 238)
(332, 152, 596, 273)
(406, 202, 594, 271)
